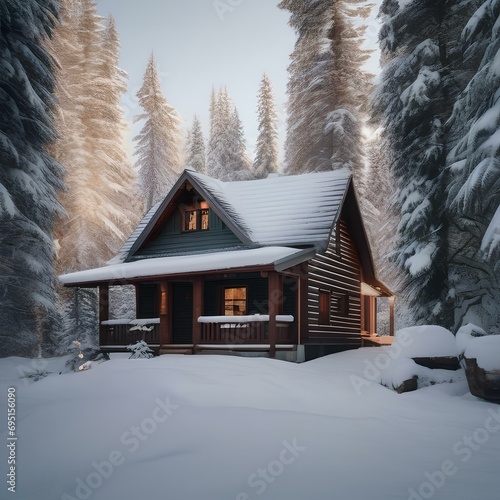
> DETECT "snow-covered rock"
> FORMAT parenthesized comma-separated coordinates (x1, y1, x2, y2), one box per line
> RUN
(465, 335, 500, 371)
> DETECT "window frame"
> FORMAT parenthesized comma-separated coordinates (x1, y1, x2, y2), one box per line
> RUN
(333, 293, 350, 317)
(182, 207, 210, 232)
(318, 290, 331, 325)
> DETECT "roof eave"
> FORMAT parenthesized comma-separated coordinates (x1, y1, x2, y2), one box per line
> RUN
(274, 247, 317, 272)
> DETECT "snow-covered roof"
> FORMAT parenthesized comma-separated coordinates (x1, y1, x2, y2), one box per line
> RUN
(188, 169, 351, 248)
(121, 169, 352, 263)
(60, 247, 314, 286)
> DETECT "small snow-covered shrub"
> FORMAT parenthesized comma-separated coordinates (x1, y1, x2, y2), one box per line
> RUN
(65, 341, 108, 372)
(19, 368, 50, 383)
(127, 340, 154, 359)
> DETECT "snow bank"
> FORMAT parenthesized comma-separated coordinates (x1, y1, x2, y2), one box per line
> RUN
(0, 349, 496, 500)
(376, 326, 461, 390)
(380, 357, 418, 389)
(465, 335, 500, 370)
(395, 325, 458, 358)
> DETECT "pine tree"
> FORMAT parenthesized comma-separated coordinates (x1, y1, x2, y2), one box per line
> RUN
(0, 0, 63, 357)
(207, 87, 251, 181)
(53, 1, 138, 272)
(185, 115, 206, 173)
(327, 0, 372, 173)
(226, 107, 252, 181)
(254, 74, 279, 178)
(279, 0, 373, 176)
(134, 53, 182, 211)
(445, 0, 500, 331)
(206, 87, 229, 179)
(374, 0, 482, 328)
(279, 0, 333, 174)
(50, 2, 139, 352)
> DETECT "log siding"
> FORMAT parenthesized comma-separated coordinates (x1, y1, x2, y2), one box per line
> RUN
(306, 219, 362, 347)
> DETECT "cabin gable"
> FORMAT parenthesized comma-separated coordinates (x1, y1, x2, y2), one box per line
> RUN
(129, 183, 247, 261)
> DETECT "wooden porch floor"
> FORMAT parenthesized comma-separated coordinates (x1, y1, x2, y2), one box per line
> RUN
(361, 332, 394, 347)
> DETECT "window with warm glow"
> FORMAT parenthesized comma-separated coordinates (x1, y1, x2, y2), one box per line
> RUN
(183, 207, 210, 232)
(201, 209, 209, 230)
(224, 287, 247, 316)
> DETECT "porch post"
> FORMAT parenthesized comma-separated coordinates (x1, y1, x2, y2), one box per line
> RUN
(192, 276, 204, 348)
(98, 285, 109, 346)
(268, 271, 281, 358)
(389, 296, 395, 337)
(360, 293, 366, 333)
(299, 262, 309, 344)
(159, 281, 170, 346)
(370, 296, 377, 335)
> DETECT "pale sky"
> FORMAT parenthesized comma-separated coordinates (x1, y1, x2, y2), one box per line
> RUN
(94, 0, 296, 163)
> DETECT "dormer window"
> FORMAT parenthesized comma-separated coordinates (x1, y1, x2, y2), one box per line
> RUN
(183, 202, 210, 232)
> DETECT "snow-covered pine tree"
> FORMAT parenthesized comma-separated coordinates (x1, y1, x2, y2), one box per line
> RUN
(185, 115, 206, 173)
(134, 53, 182, 211)
(226, 107, 252, 181)
(374, 0, 475, 328)
(279, 0, 333, 174)
(254, 74, 279, 178)
(0, 0, 63, 357)
(327, 0, 373, 174)
(54, 1, 138, 272)
(206, 87, 220, 177)
(207, 87, 251, 181)
(445, 0, 500, 331)
(51, 3, 139, 352)
(206, 87, 230, 179)
(279, 0, 373, 177)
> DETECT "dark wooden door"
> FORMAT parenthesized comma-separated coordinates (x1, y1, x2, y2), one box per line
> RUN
(172, 283, 193, 344)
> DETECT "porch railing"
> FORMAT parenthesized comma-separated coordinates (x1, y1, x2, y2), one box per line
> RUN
(100, 318, 160, 346)
(197, 315, 295, 345)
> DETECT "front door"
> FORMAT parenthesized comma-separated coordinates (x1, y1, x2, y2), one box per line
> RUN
(172, 283, 193, 344)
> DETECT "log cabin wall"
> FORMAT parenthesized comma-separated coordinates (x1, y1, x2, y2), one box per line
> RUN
(306, 218, 362, 348)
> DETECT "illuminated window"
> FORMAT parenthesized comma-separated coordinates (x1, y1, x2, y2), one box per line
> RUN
(224, 287, 247, 316)
(183, 208, 210, 232)
(201, 209, 209, 230)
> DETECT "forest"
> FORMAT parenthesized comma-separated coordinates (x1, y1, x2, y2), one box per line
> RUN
(0, 0, 499, 358)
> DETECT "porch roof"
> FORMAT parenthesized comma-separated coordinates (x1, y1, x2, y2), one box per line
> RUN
(60, 246, 315, 287)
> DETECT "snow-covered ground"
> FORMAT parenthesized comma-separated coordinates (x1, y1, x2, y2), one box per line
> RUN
(1, 346, 499, 500)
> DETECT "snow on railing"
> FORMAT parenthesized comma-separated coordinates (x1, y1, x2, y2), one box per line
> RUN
(197, 315, 294, 323)
(101, 318, 160, 325)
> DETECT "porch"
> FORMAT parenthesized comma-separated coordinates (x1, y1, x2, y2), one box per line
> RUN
(97, 268, 304, 358)
(99, 314, 297, 355)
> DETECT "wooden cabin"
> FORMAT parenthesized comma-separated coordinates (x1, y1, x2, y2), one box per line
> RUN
(60, 169, 394, 361)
